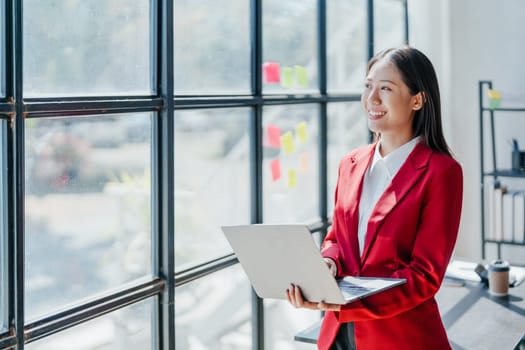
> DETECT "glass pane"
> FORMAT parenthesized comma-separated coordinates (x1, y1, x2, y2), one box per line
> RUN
(174, 108, 250, 271)
(23, 0, 153, 97)
(25, 113, 152, 320)
(26, 297, 154, 350)
(0, 120, 7, 332)
(263, 104, 319, 223)
(175, 265, 252, 349)
(1, 1, 5, 97)
(327, 0, 367, 93)
(327, 103, 368, 215)
(174, 0, 250, 95)
(374, 0, 406, 52)
(263, 0, 318, 94)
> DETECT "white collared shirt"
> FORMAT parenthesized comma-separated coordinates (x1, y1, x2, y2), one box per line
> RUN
(357, 137, 421, 256)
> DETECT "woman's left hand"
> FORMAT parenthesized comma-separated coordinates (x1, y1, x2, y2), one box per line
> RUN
(285, 284, 341, 312)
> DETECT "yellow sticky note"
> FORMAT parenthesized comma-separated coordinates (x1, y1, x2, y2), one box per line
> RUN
(281, 67, 294, 88)
(296, 122, 308, 144)
(287, 169, 296, 189)
(295, 65, 308, 87)
(281, 131, 295, 155)
(487, 89, 501, 99)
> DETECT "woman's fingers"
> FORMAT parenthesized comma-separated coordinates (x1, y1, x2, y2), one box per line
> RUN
(285, 284, 321, 310)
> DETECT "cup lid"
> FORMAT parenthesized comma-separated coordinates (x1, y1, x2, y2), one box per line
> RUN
(489, 259, 510, 271)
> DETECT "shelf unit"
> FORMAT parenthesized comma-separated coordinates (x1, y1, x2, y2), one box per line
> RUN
(479, 80, 525, 259)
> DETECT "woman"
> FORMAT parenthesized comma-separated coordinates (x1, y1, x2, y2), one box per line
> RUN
(286, 46, 463, 349)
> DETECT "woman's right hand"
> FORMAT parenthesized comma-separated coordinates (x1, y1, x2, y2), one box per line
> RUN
(324, 257, 337, 277)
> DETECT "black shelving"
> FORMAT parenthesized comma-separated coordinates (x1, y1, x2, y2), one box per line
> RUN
(479, 80, 525, 259)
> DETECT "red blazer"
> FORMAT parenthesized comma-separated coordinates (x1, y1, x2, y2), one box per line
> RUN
(319, 141, 463, 350)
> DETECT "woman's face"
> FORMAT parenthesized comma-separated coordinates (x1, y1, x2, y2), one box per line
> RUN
(361, 59, 421, 140)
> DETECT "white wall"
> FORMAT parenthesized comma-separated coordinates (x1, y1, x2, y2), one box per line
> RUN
(408, 0, 525, 263)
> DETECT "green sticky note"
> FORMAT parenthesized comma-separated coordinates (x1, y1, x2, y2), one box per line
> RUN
(281, 67, 294, 88)
(295, 65, 308, 87)
(296, 122, 308, 144)
(280, 131, 295, 155)
(489, 98, 501, 109)
(287, 169, 297, 189)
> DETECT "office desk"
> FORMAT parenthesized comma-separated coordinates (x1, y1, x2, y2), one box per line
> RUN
(295, 278, 525, 349)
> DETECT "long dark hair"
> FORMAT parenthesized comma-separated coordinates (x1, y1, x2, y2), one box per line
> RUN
(367, 46, 452, 157)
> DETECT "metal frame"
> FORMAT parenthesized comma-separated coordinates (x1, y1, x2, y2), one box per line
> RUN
(479, 80, 525, 259)
(0, 0, 408, 349)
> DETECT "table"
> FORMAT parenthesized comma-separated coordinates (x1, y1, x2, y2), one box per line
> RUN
(295, 278, 525, 349)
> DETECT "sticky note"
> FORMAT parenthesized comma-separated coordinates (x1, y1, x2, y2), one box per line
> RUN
(281, 131, 295, 155)
(487, 89, 501, 99)
(281, 67, 294, 88)
(263, 62, 280, 83)
(270, 158, 281, 181)
(299, 152, 309, 172)
(267, 125, 281, 148)
(295, 65, 308, 87)
(287, 169, 296, 189)
(489, 99, 501, 109)
(296, 122, 308, 144)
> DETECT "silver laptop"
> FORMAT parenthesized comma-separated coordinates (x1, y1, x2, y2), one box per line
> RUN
(221, 224, 406, 305)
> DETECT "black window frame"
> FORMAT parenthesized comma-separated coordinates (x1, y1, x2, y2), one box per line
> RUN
(0, 0, 408, 349)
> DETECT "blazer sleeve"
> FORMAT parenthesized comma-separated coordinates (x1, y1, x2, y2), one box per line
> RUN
(336, 159, 463, 322)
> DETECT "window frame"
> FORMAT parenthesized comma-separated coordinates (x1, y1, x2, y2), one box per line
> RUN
(0, 0, 408, 349)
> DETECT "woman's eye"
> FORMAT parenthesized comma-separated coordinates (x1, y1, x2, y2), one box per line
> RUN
(381, 86, 392, 91)
(364, 83, 371, 89)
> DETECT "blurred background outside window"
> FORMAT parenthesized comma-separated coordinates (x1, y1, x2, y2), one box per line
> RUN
(24, 114, 153, 321)
(23, 0, 153, 97)
(174, 108, 251, 272)
(174, 0, 251, 95)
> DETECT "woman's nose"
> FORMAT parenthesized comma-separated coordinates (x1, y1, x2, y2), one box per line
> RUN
(367, 88, 380, 105)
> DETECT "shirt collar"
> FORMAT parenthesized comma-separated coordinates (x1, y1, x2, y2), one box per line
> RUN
(370, 136, 421, 177)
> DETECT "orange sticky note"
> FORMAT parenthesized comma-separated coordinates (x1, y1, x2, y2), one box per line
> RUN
(299, 152, 309, 172)
(263, 62, 280, 83)
(296, 122, 308, 144)
(270, 158, 281, 181)
(267, 125, 281, 148)
(281, 131, 295, 155)
(287, 169, 296, 188)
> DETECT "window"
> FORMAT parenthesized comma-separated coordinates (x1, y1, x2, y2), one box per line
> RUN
(25, 297, 154, 350)
(1, 1, 408, 348)
(23, 0, 153, 97)
(1, 0, 5, 97)
(374, 0, 407, 51)
(24, 113, 152, 320)
(0, 120, 6, 332)
(327, 103, 368, 214)
(174, 108, 251, 271)
(263, 0, 318, 94)
(263, 104, 320, 223)
(174, 0, 250, 95)
(175, 265, 251, 349)
(327, 0, 367, 93)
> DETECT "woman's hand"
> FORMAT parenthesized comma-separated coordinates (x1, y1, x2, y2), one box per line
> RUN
(285, 284, 341, 312)
(323, 257, 338, 277)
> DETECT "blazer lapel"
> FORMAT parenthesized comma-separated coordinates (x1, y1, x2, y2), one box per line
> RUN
(339, 144, 376, 271)
(360, 142, 432, 264)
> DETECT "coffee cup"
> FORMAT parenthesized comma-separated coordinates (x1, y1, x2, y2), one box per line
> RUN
(488, 259, 510, 296)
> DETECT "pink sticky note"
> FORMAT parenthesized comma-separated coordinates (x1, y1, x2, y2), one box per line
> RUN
(267, 125, 281, 148)
(270, 158, 281, 181)
(263, 62, 280, 83)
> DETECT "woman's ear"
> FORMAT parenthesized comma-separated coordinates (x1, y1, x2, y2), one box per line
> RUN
(412, 92, 425, 111)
